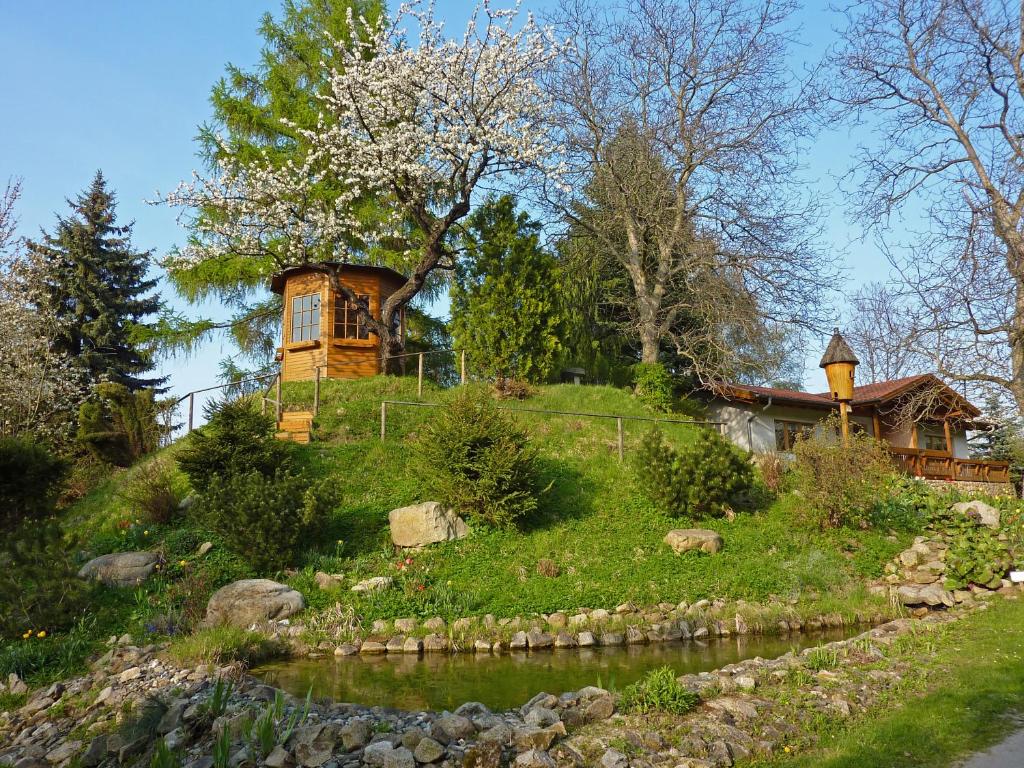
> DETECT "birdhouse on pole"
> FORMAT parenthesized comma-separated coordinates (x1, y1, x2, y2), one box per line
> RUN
(819, 328, 859, 442)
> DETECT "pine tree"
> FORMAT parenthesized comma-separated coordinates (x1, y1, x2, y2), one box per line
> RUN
(27, 171, 164, 391)
(450, 196, 564, 385)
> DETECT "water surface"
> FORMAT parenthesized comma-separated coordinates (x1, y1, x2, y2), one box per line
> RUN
(256, 630, 854, 711)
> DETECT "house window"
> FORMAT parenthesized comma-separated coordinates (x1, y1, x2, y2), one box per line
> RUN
(775, 420, 815, 451)
(334, 295, 371, 340)
(925, 434, 948, 452)
(290, 293, 320, 342)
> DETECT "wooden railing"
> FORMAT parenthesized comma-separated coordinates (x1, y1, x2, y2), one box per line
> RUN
(888, 447, 1010, 483)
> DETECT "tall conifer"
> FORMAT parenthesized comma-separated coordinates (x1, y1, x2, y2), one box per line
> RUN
(27, 171, 163, 391)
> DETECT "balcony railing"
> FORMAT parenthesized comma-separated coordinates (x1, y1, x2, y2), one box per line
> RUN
(888, 447, 1010, 483)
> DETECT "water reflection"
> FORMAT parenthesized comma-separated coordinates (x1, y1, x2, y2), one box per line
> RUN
(255, 630, 852, 712)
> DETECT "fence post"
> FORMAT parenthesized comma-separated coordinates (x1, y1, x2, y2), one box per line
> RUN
(275, 374, 283, 423)
(380, 401, 387, 441)
(313, 366, 321, 417)
(187, 392, 195, 433)
(460, 350, 467, 384)
(418, 353, 424, 398)
(616, 417, 624, 462)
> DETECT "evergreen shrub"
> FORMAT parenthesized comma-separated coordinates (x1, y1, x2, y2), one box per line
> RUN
(77, 383, 161, 466)
(0, 437, 67, 530)
(417, 389, 540, 528)
(633, 427, 755, 518)
(176, 398, 292, 493)
(197, 470, 335, 572)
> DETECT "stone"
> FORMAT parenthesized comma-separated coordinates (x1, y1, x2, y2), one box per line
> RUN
(547, 612, 568, 628)
(387, 636, 407, 653)
(360, 641, 387, 654)
(291, 724, 338, 768)
(693, 626, 710, 639)
(951, 500, 1000, 528)
(513, 725, 562, 752)
(664, 529, 724, 555)
(590, 609, 612, 622)
(340, 720, 372, 751)
(514, 750, 556, 768)
(510, 631, 529, 650)
(313, 572, 344, 590)
(351, 576, 394, 593)
(388, 502, 469, 548)
(45, 741, 81, 764)
(395, 617, 418, 633)
(264, 746, 292, 768)
(577, 631, 596, 647)
(599, 632, 625, 646)
(474, 639, 492, 653)
(413, 737, 445, 763)
(77, 551, 159, 587)
(402, 636, 423, 654)
(554, 632, 576, 648)
(599, 749, 629, 768)
(423, 617, 446, 632)
(584, 695, 615, 721)
(526, 629, 553, 649)
(196, 541, 213, 557)
(625, 626, 646, 644)
(382, 747, 416, 768)
(524, 707, 560, 728)
(463, 742, 502, 768)
(157, 699, 187, 733)
(363, 742, 396, 768)
(897, 583, 955, 608)
(81, 736, 107, 768)
(423, 634, 449, 652)
(436, 714, 475, 742)
(205, 579, 305, 627)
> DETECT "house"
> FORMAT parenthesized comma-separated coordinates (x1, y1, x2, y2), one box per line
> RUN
(270, 262, 407, 383)
(706, 329, 1011, 489)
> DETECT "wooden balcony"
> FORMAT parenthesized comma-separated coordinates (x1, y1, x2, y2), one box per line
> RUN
(888, 447, 1010, 483)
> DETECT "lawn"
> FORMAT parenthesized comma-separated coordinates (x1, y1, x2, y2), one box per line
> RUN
(751, 595, 1024, 768)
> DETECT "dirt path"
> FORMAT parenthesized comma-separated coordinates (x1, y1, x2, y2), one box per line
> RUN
(959, 728, 1024, 768)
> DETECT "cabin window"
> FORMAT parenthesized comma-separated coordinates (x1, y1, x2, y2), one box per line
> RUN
(925, 434, 948, 452)
(335, 294, 371, 340)
(774, 420, 815, 451)
(290, 293, 321, 342)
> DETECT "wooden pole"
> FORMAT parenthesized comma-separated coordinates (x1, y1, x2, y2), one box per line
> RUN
(616, 417, 624, 462)
(909, 421, 919, 449)
(418, 353, 424, 398)
(943, 418, 953, 455)
(380, 401, 387, 441)
(460, 350, 467, 384)
(839, 402, 850, 445)
(187, 392, 194, 433)
(313, 366, 321, 417)
(275, 374, 283, 423)
(872, 410, 882, 440)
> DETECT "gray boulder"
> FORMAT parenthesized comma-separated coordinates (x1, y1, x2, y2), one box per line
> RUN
(205, 579, 304, 627)
(951, 500, 1001, 529)
(389, 502, 469, 548)
(664, 529, 724, 554)
(78, 552, 159, 587)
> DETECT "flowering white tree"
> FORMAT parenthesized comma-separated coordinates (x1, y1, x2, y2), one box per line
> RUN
(0, 179, 88, 446)
(165, 2, 565, 367)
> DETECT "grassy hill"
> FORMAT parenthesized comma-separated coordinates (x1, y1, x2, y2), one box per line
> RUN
(3, 376, 909, 689)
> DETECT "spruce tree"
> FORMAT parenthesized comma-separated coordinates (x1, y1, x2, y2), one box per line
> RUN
(450, 196, 564, 385)
(27, 171, 164, 391)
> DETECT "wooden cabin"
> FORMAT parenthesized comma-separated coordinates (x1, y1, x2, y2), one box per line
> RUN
(270, 263, 407, 383)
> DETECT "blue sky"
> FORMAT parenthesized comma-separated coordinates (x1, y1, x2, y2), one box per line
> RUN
(1, 0, 888, 409)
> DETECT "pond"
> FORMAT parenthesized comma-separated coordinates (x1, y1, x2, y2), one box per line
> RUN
(255, 630, 855, 712)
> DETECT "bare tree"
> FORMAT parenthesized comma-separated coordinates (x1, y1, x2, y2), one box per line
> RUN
(544, 0, 836, 385)
(844, 282, 921, 384)
(833, 0, 1024, 415)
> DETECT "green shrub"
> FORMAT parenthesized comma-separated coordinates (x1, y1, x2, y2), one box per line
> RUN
(176, 398, 292, 493)
(620, 666, 699, 715)
(0, 437, 67, 531)
(198, 470, 335, 572)
(417, 389, 540, 528)
(632, 362, 674, 413)
(805, 645, 840, 671)
(118, 457, 186, 525)
(78, 383, 161, 466)
(791, 415, 896, 529)
(928, 506, 1011, 590)
(633, 427, 755, 518)
(168, 626, 287, 666)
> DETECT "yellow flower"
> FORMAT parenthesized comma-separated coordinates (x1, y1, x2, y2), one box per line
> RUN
(784, 746, 792, 754)
(179, 560, 188, 567)
(36, 631, 46, 639)
(22, 631, 30, 639)
(155, 564, 161, 571)
(143, 530, 149, 536)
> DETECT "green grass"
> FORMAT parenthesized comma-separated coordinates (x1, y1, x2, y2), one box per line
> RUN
(753, 597, 1024, 768)
(167, 626, 288, 666)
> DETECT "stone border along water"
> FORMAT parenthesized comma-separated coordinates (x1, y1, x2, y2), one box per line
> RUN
(6, 593, 1015, 768)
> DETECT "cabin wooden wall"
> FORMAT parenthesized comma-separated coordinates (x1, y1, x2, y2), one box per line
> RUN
(325, 270, 381, 379)
(281, 272, 328, 383)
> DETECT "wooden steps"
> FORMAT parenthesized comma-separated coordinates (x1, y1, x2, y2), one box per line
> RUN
(276, 410, 313, 444)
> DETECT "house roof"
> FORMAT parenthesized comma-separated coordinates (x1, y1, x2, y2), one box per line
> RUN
(269, 262, 407, 295)
(819, 328, 859, 367)
(719, 373, 982, 420)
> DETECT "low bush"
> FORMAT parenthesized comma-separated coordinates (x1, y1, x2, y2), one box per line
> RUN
(633, 427, 755, 518)
(791, 415, 895, 529)
(928, 505, 1011, 589)
(117, 457, 186, 525)
(0, 437, 67, 530)
(632, 362, 674, 413)
(77, 383, 161, 466)
(805, 645, 840, 671)
(417, 389, 540, 528)
(753, 452, 787, 494)
(198, 470, 336, 572)
(168, 626, 287, 666)
(619, 666, 699, 715)
(176, 398, 292, 493)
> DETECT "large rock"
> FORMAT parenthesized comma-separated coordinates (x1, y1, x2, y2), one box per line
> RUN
(78, 552, 159, 587)
(951, 500, 1000, 529)
(664, 529, 724, 554)
(389, 502, 469, 548)
(205, 579, 305, 627)
(897, 583, 955, 608)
